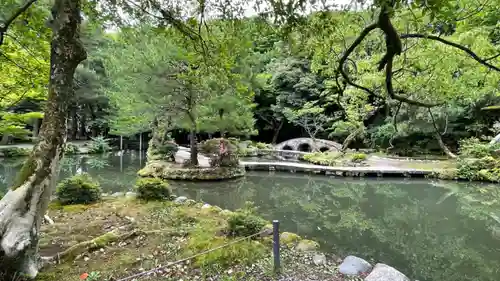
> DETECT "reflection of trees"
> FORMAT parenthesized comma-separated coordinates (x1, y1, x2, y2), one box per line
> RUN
(266, 176, 500, 281)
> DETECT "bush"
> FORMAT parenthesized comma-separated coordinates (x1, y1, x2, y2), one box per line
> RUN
(227, 202, 267, 237)
(351, 153, 367, 163)
(303, 152, 341, 166)
(64, 143, 79, 155)
(88, 136, 112, 153)
(0, 147, 31, 157)
(254, 142, 272, 149)
(459, 138, 500, 158)
(56, 173, 102, 205)
(135, 177, 171, 200)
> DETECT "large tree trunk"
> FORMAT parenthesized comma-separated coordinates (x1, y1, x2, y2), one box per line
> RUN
(0, 0, 86, 278)
(189, 129, 199, 166)
(1, 134, 11, 145)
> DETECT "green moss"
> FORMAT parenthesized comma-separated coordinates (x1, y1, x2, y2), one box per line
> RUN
(91, 231, 119, 248)
(280, 232, 301, 245)
(303, 151, 342, 166)
(351, 153, 367, 162)
(185, 229, 266, 269)
(295, 239, 319, 252)
(11, 156, 36, 190)
(139, 161, 246, 181)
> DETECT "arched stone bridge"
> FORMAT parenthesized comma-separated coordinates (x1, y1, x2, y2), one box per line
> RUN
(275, 138, 342, 152)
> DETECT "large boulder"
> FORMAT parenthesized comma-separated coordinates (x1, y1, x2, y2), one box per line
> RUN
(364, 263, 409, 281)
(338, 255, 372, 276)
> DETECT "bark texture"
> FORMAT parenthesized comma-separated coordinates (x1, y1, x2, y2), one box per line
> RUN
(0, 0, 86, 278)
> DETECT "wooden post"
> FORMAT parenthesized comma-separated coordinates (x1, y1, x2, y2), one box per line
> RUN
(273, 220, 281, 273)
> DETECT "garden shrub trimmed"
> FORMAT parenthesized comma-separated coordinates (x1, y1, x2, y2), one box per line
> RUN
(135, 177, 171, 200)
(56, 173, 102, 205)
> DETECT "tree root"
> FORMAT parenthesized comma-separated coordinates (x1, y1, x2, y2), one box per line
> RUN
(44, 228, 142, 265)
(42, 227, 190, 267)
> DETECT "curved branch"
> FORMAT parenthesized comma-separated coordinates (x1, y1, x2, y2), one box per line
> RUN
(0, 0, 37, 46)
(401, 33, 500, 72)
(336, 23, 380, 97)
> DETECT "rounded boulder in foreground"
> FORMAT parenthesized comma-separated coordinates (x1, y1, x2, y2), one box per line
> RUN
(364, 263, 409, 281)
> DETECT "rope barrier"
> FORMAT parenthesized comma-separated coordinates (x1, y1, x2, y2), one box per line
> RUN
(115, 229, 268, 281)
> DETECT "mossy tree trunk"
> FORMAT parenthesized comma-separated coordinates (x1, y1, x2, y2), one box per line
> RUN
(0, 0, 86, 278)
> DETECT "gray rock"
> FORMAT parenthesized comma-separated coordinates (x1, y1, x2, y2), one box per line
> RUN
(201, 203, 211, 209)
(364, 263, 409, 281)
(339, 255, 372, 276)
(125, 191, 137, 198)
(312, 253, 326, 265)
(111, 192, 124, 197)
(174, 196, 188, 203)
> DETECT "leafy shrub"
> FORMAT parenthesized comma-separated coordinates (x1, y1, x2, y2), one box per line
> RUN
(351, 153, 367, 163)
(456, 157, 500, 182)
(135, 177, 171, 200)
(0, 191, 4, 200)
(88, 136, 112, 153)
(303, 152, 341, 166)
(254, 142, 272, 149)
(227, 202, 267, 237)
(459, 138, 500, 158)
(0, 147, 31, 157)
(64, 143, 79, 155)
(56, 173, 102, 205)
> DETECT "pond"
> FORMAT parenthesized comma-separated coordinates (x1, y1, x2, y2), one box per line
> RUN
(1, 153, 499, 281)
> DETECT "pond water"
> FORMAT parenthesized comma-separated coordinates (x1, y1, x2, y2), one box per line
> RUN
(1, 153, 499, 281)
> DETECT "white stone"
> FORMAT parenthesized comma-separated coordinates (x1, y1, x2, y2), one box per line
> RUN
(313, 253, 326, 265)
(339, 255, 372, 276)
(364, 263, 409, 281)
(201, 203, 211, 209)
(174, 196, 188, 203)
(125, 191, 137, 198)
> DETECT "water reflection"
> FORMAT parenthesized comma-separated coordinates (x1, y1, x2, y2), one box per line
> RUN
(0, 151, 146, 192)
(173, 172, 500, 281)
(1, 154, 499, 281)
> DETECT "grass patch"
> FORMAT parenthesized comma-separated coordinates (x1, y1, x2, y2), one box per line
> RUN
(38, 197, 271, 281)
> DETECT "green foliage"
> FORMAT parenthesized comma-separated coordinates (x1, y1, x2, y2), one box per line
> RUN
(303, 152, 342, 166)
(56, 173, 102, 205)
(0, 147, 31, 157)
(88, 136, 112, 153)
(64, 143, 80, 155)
(459, 138, 500, 158)
(351, 153, 367, 163)
(155, 141, 178, 160)
(135, 177, 171, 201)
(199, 138, 240, 167)
(227, 202, 267, 237)
(455, 138, 500, 182)
(186, 229, 266, 268)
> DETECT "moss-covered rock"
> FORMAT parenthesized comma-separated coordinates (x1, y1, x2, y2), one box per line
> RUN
(138, 160, 245, 181)
(280, 232, 301, 245)
(56, 173, 102, 205)
(135, 177, 172, 201)
(295, 239, 320, 252)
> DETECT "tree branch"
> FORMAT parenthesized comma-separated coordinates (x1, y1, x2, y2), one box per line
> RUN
(336, 23, 380, 98)
(401, 33, 500, 72)
(0, 0, 37, 46)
